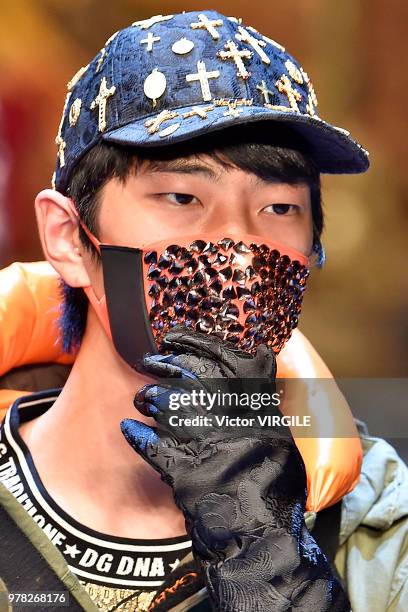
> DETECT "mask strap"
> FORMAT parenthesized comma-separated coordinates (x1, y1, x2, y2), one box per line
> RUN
(68, 199, 102, 254)
(67, 199, 111, 336)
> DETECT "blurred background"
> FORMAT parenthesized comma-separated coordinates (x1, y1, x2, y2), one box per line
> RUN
(0, 0, 407, 382)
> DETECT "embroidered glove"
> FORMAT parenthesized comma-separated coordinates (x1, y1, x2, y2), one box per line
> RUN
(121, 328, 350, 611)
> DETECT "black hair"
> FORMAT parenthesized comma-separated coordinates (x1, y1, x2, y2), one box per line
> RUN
(61, 122, 323, 353)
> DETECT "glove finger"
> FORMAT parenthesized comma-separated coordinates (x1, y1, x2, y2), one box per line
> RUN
(135, 376, 199, 403)
(163, 329, 234, 374)
(133, 399, 158, 418)
(252, 344, 277, 379)
(168, 353, 225, 379)
(163, 328, 277, 379)
(134, 383, 202, 427)
(163, 328, 221, 354)
(164, 326, 249, 359)
(143, 355, 212, 396)
(121, 418, 175, 477)
(143, 354, 199, 382)
(120, 418, 159, 453)
(134, 383, 179, 418)
(134, 383, 171, 404)
(164, 327, 273, 378)
(151, 347, 227, 381)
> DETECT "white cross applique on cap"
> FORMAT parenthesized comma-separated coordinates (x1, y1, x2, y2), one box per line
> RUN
(217, 41, 252, 80)
(235, 27, 271, 65)
(256, 80, 274, 104)
(275, 75, 302, 112)
(141, 32, 161, 52)
(90, 77, 116, 132)
(186, 61, 220, 102)
(132, 14, 174, 30)
(190, 14, 223, 40)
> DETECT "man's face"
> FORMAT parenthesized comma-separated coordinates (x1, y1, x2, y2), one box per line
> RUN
(74, 151, 315, 359)
(95, 154, 313, 255)
(35, 149, 315, 361)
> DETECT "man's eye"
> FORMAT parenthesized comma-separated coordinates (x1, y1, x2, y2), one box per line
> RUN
(263, 203, 299, 215)
(165, 193, 198, 205)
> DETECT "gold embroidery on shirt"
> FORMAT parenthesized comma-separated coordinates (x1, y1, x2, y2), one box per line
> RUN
(81, 580, 157, 612)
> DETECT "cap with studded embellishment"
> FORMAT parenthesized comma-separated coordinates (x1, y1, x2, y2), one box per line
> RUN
(52, 10, 369, 192)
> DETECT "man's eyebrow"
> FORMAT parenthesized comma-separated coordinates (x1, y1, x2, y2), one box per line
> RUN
(142, 159, 220, 180)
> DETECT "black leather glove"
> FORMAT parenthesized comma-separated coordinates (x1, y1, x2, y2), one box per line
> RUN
(121, 328, 350, 611)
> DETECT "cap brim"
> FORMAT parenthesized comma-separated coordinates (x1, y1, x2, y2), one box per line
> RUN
(103, 103, 369, 174)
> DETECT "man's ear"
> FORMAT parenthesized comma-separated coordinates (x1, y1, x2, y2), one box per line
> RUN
(35, 189, 92, 288)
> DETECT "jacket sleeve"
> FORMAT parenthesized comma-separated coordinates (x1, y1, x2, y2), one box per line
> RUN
(335, 514, 408, 612)
(334, 433, 408, 612)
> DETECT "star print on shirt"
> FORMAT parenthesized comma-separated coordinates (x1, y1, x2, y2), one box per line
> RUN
(169, 558, 180, 571)
(64, 543, 82, 558)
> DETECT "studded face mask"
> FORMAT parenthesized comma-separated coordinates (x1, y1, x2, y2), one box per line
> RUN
(79, 224, 310, 369)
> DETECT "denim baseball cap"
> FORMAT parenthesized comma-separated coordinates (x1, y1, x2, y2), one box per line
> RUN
(53, 10, 369, 192)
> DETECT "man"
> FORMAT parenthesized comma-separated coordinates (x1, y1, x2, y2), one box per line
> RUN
(0, 10, 407, 612)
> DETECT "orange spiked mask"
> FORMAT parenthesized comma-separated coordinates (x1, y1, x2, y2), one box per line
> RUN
(74, 207, 310, 369)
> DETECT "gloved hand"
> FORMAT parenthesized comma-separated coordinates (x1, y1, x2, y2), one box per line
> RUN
(121, 328, 350, 611)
